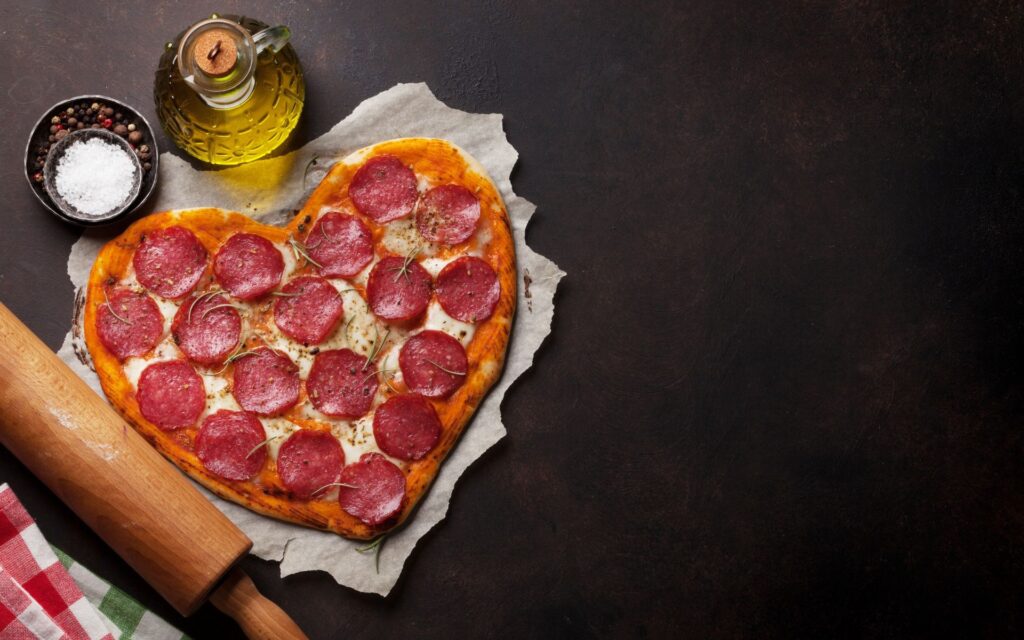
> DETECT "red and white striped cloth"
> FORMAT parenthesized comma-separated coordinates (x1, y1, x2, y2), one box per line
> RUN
(0, 485, 113, 640)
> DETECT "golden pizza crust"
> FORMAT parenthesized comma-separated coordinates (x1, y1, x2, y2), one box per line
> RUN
(83, 139, 516, 539)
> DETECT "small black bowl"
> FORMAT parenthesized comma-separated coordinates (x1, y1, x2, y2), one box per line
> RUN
(24, 95, 159, 227)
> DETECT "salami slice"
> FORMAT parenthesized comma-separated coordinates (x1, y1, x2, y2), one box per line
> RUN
(172, 292, 241, 365)
(306, 349, 379, 418)
(337, 453, 407, 525)
(136, 360, 205, 430)
(213, 233, 284, 300)
(96, 288, 164, 361)
(415, 185, 481, 245)
(231, 347, 300, 416)
(348, 155, 418, 223)
(195, 410, 267, 481)
(276, 430, 345, 499)
(372, 394, 442, 461)
(306, 212, 374, 278)
(434, 256, 500, 323)
(366, 256, 432, 321)
(398, 331, 468, 399)
(132, 226, 208, 299)
(273, 276, 344, 345)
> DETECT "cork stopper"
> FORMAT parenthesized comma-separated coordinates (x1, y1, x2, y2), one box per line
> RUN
(193, 28, 237, 76)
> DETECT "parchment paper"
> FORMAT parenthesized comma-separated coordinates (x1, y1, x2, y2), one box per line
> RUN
(56, 83, 564, 596)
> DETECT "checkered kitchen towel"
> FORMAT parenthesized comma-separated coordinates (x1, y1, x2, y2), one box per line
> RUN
(0, 484, 186, 640)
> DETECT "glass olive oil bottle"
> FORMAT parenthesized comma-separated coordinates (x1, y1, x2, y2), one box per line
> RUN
(154, 14, 305, 165)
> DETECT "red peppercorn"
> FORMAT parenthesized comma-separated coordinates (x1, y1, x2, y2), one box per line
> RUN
(102, 118, 113, 128)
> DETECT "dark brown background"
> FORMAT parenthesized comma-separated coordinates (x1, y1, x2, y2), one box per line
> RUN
(2, 1, 1024, 638)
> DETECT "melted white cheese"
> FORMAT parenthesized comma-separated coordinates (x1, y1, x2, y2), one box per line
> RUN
(117, 149, 499, 487)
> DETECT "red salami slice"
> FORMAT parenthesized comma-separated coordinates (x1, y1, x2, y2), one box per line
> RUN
(398, 331, 468, 399)
(96, 288, 164, 361)
(306, 349, 379, 418)
(366, 256, 432, 321)
(415, 185, 481, 245)
(348, 155, 418, 223)
(276, 430, 345, 499)
(136, 360, 205, 430)
(213, 233, 284, 300)
(273, 276, 344, 345)
(435, 256, 500, 323)
(337, 453, 406, 525)
(231, 347, 300, 416)
(306, 212, 374, 278)
(372, 394, 442, 461)
(172, 292, 241, 365)
(132, 226, 208, 299)
(195, 410, 267, 481)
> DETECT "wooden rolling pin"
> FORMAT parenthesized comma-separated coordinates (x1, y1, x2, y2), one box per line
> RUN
(0, 302, 307, 640)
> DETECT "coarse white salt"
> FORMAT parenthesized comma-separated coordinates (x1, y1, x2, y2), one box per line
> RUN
(54, 138, 137, 218)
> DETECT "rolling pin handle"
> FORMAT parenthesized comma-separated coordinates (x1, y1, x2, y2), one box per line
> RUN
(210, 567, 308, 640)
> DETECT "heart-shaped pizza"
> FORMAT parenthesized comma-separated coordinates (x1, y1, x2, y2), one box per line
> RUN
(82, 138, 515, 539)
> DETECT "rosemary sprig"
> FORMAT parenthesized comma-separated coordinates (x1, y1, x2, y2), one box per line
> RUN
(356, 535, 387, 573)
(187, 290, 222, 323)
(311, 481, 359, 496)
(246, 435, 281, 459)
(302, 154, 319, 185)
(362, 327, 391, 371)
(389, 245, 422, 283)
(425, 359, 466, 376)
(102, 289, 132, 325)
(201, 303, 244, 320)
(289, 236, 324, 268)
(361, 367, 397, 384)
(305, 220, 332, 250)
(202, 349, 256, 376)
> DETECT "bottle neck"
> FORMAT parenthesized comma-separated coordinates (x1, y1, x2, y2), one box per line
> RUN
(178, 19, 257, 110)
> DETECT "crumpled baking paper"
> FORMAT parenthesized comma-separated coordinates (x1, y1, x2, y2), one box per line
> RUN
(56, 83, 564, 595)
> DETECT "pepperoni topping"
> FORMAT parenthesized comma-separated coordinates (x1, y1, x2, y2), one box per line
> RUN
(435, 256, 500, 323)
(348, 155, 418, 223)
(366, 256, 432, 321)
(136, 360, 205, 430)
(195, 410, 267, 481)
(213, 233, 284, 300)
(399, 331, 468, 399)
(338, 453, 407, 525)
(172, 293, 241, 365)
(306, 212, 374, 278)
(231, 348, 300, 416)
(132, 226, 208, 299)
(273, 276, 344, 345)
(96, 288, 164, 361)
(372, 394, 442, 461)
(276, 430, 345, 499)
(306, 349, 379, 418)
(416, 185, 481, 245)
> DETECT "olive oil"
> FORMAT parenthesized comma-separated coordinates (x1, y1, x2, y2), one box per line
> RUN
(154, 15, 305, 166)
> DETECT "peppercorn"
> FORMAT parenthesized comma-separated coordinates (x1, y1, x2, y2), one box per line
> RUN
(66, 107, 74, 115)
(102, 118, 113, 128)
(54, 129, 69, 140)
(139, 144, 150, 154)
(113, 124, 128, 136)
(115, 112, 124, 121)
(91, 102, 100, 110)
(76, 122, 84, 129)
(67, 117, 77, 126)
(127, 123, 137, 132)
(50, 116, 60, 125)
(128, 130, 143, 144)
(143, 162, 152, 171)
(49, 125, 57, 134)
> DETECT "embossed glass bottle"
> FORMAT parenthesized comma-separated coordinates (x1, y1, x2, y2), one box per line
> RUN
(154, 15, 305, 165)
